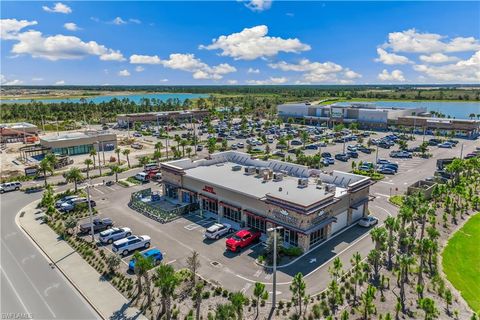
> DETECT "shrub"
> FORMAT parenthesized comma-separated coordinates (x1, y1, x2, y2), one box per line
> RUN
(280, 246, 303, 257)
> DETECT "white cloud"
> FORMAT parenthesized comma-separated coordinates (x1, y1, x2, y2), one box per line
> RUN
(9, 29, 125, 61)
(377, 69, 406, 82)
(42, 2, 72, 14)
(242, 0, 272, 12)
(384, 29, 480, 53)
(247, 68, 260, 74)
(129, 53, 236, 80)
(130, 54, 161, 64)
(112, 17, 127, 25)
(246, 76, 288, 85)
(129, 19, 141, 24)
(55, 80, 65, 85)
(135, 66, 145, 72)
(199, 25, 310, 60)
(118, 69, 130, 77)
(418, 53, 459, 64)
(32, 77, 44, 81)
(0, 75, 23, 85)
(63, 22, 80, 31)
(160, 78, 168, 82)
(374, 48, 411, 65)
(269, 59, 361, 83)
(227, 80, 238, 84)
(0, 19, 38, 40)
(413, 51, 480, 82)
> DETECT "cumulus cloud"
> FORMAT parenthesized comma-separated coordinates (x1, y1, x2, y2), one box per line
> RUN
(7, 29, 125, 61)
(129, 53, 236, 80)
(0, 19, 38, 40)
(242, 0, 272, 12)
(199, 25, 310, 60)
(135, 66, 145, 72)
(55, 80, 65, 85)
(247, 68, 260, 74)
(418, 53, 459, 64)
(269, 59, 361, 83)
(378, 69, 405, 82)
(383, 29, 480, 53)
(64, 22, 80, 31)
(0, 74, 23, 85)
(42, 2, 72, 14)
(246, 77, 288, 85)
(375, 48, 412, 65)
(110, 17, 141, 25)
(32, 77, 44, 81)
(413, 51, 480, 82)
(118, 69, 130, 77)
(227, 80, 238, 84)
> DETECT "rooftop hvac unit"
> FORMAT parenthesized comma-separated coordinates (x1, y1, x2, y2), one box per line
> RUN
(298, 178, 308, 188)
(325, 184, 336, 193)
(232, 165, 242, 171)
(244, 166, 256, 175)
(263, 172, 270, 181)
(273, 172, 283, 181)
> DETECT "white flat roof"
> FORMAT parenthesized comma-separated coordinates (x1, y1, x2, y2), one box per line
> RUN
(184, 162, 340, 206)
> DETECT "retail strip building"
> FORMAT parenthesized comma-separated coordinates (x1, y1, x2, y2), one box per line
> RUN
(161, 151, 372, 252)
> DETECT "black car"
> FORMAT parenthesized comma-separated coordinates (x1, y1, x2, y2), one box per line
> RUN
(79, 218, 113, 234)
(321, 152, 331, 158)
(347, 151, 359, 158)
(378, 142, 391, 149)
(335, 153, 350, 162)
(358, 146, 372, 154)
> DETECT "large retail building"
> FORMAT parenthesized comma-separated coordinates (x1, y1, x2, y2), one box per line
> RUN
(117, 110, 209, 127)
(161, 151, 372, 252)
(40, 130, 117, 156)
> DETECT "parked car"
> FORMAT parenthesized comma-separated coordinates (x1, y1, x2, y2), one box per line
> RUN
(378, 167, 396, 175)
(135, 172, 149, 182)
(290, 140, 302, 146)
(112, 235, 151, 256)
(226, 229, 261, 252)
(79, 218, 113, 234)
(346, 151, 359, 158)
(305, 144, 318, 150)
(438, 142, 453, 148)
(335, 153, 350, 162)
(390, 151, 412, 158)
(357, 146, 372, 154)
(326, 157, 335, 164)
(99, 227, 132, 244)
(237, 142, 244, 148)
(204, 223, 233, 240)
(55, 195, 79, 208)
(60, 198, 96, 212)
(0, 181, 22, 193)
(358, 216, 379, 227)
(128, 248, 163, 272)
(131, 143, 143, 150)
(321, 152, 331, 158)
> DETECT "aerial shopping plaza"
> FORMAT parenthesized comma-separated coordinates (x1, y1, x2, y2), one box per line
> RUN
(161, 151, 372, 252)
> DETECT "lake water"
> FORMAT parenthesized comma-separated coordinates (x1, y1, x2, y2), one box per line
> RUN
(0, 93, 209, 104)
(340, 101, 480, 120)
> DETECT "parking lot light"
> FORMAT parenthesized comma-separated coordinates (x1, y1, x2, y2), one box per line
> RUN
(86, 181, 95, 243)
(267, 226, 283, 311)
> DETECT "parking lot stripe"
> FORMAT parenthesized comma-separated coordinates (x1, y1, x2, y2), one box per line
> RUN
(93, 187, 105, 195)
(166, 259, 176, 265)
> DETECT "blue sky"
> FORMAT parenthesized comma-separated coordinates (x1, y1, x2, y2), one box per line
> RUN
(1, 1, 479, 85)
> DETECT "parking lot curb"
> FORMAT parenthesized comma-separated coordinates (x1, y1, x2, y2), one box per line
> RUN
(16, 200, 106, 320)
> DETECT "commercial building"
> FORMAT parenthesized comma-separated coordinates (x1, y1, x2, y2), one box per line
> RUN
(0, 122, 39, 142)
(277, 102, 426, 129)
(117, 110, 209, 127)
(40, 130, 117, 156)
(396, 116, 480, 139)
(161, 151, 372, 252)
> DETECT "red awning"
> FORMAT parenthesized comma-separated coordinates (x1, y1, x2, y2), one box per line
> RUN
(243, 210, 266, 221)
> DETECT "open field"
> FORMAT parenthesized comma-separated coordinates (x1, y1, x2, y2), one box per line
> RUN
(442, 213, 480, 314)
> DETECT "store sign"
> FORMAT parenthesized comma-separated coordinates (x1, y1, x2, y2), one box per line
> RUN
(24, 167, 38, 177)
(202, 186, 216, 194)
(331, 108, 343, 118)
(273, 210, 298, 226)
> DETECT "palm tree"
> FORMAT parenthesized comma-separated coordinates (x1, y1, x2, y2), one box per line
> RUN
(115, 147, 121, 164)
(398, 254, 415, 312)
(207, 137, 216, 155)
(89, 149, 97, 169)
(155, 141, 163, 152)
(360, 285, 377, 320)
(193, 283, 204, 320)
(180, 139, 187, 157)
(328, 257, 343, 281)
(155, 263, 179, 320)
(45, 153, 58, 169)
(419, 298, 437, 320)
(230, 291, 247, 320)
(131, 252, 150, 301)
(350, 252, 363, 306)
(153, 150, 162, 166)
(290, 272, 306, 317)
(139, 156, 151, 167)
(186, 147, 193, 158)
(110, 165, 121, 182)
(186, 250, 201, 288)
(253, 282, 268, 320)
(84, 159, 93, 179)
(367, 249, 382, 281)
(64, 216, 77, 236)
(39, 158, 53, 187)
(214, 303, 236, 320)
(384, 216, 398, 270)
(122, 148, 131, 168)
(64, 167, 83, 192)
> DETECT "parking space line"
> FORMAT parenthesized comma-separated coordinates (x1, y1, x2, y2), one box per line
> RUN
(184, 218, 213, 231)
(93, 187, 105, 195)
(240, 283, 252, 294)
(166, 259, 177, 265)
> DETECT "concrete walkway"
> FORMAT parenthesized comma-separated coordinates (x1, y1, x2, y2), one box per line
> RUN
(17, 200, 147, 320)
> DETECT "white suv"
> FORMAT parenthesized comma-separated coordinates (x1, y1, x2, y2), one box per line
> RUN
(99, 227, 132, 244)
(112, 235, 151, 256)
(0, 182, 22, 193)
(204, 223, 233, 240)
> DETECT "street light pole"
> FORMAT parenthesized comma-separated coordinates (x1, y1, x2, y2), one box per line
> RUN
(268, 226, 283, 312)
(86, 182, 95, 243)
(460, 143, 464, 159)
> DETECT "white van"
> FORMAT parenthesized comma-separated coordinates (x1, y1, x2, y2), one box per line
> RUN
(134, 172, 148, 182)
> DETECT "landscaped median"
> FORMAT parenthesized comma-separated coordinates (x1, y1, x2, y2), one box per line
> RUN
(442, 213, 480, 314)
(388, 194, 404, 206)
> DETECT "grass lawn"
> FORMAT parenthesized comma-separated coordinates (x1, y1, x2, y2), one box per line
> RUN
(389, 195, 404, 206)
(442, 213, 480, 314)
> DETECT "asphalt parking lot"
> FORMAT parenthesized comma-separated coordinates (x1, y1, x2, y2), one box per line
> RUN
(80, 128, 478, 299)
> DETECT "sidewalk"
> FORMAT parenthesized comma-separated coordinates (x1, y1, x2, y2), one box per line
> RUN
(17, 200, 147, 320)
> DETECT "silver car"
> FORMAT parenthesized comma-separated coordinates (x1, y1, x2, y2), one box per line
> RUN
(112, 235, 151, 256)
(99, 227, 132, 244)
(204, 223, 233, 240)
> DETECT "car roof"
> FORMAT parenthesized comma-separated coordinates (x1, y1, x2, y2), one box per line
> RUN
(236, 230, 250, 237)
(143, 249, 161, 256)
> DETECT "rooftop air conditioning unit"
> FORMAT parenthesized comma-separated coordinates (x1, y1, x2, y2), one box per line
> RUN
(232, 165, 242, 171)
(244, 166, 256, 175)
(273, 172, 283, 181)
(298, 178, 308, 188)
(325, 184, 336, 193)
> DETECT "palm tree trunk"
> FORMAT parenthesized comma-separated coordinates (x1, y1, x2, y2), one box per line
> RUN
(127, 155, 130, 168)
(86, 165, 90, 179)
(43, 169, 48, 187)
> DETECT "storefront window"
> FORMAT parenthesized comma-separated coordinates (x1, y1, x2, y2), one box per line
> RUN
(223, 206, 242, 223)
(165, 184, 178, 199)
(247, 214, 266, 232)
(309, 228, 326, 246)
(202, 198, 218, 213)
(281, 228, 298, 247)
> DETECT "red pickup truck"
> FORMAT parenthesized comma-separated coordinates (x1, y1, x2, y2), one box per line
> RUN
(226, 229, 261, 252)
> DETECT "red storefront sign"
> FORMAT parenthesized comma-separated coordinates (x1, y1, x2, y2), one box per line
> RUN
(202, 186, 216, 194)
